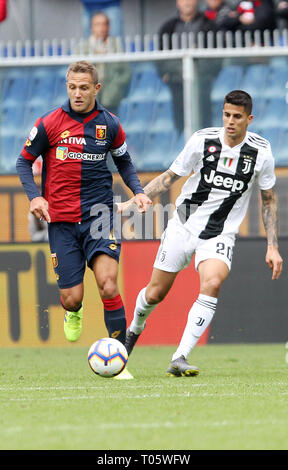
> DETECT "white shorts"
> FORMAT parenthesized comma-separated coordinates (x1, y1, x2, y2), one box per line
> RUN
(153, 218, 235, 273)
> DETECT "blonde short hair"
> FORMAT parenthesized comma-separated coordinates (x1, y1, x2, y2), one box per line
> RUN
(66, 60, 99, 85)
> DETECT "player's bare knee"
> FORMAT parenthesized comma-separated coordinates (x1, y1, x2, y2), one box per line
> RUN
(62, 295, 82, 312)
(146, 286, 166, 304)
(201, 276, 223, 297)
(98, 277, 118, 299)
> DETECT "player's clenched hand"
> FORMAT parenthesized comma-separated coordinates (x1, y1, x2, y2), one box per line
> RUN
(265, 246, 283, 280)
(116, 194, 152, 214)
(133, 193, 152, 213)
(115, 198, 134, 214)
(30, 196, 51, 223)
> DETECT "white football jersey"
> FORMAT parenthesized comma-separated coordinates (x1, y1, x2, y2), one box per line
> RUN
(169, 127, 276, 240)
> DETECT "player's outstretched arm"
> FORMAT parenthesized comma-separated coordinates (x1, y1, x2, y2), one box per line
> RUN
(143, 169, 181, 199)
(116, 169, 180, 214)
(116, 193, 152, 214)
(133, 193, 152, 213)
(261, 188, 283, 280)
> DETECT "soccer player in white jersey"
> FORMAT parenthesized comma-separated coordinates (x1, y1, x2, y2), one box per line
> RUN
(119, 90, 283, 376)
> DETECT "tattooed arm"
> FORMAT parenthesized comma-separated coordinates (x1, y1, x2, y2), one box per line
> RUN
(117, 170, 181, 213)
(143, 169, 181, 199)
(261, 188, 283, 279)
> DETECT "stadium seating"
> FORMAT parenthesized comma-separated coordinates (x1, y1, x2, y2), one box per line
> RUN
(52, 66, 68, 107)
(138, 128, 178, 171)
(274, 128, 288, 166)
(14, 102, 46, 155)
(256, 127, 280, 153)
(257, 97, 287, 130)
(1, 68, 31, 107)
(0, 127, 17, 173)
(29, 67, 57, 105)
(118, 62, 181, 169)
(1, 102, 24, 129)
(120, 99, 154, 132)
(125, 130, 145, 165)
(210, 60, 288, 165)
(151, 98, 174, 131)
(240, 63, 270, 99)
(210, 64, 244, 127)
(2, 58, 288, 172)
(210, 64, 244, 103)
(263, 66, 288, 100)
(126, 62, 162, 102)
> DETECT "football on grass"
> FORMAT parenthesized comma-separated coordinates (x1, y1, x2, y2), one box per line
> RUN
(88, 337, 128, 377)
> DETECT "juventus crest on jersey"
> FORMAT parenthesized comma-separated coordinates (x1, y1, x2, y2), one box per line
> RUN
(170, 127, 276, 240)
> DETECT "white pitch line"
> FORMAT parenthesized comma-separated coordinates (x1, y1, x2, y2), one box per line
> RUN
(0, 381, 287, 393)
(2, 390, 288, 402)
(1, 418, 286, 436)
(0, 383, 206, 391)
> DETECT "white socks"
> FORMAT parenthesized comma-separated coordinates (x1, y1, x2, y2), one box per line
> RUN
(172, 294, 217, 361)
(130, 287, 157, 334)
(130, 290, 217, 359)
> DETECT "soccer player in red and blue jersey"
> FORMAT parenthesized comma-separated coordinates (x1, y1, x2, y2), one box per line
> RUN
(17, 61, 151, 378)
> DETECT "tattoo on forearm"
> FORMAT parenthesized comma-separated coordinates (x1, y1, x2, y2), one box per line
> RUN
(143, 170, 180, 198)
(261, 188, 279, 247)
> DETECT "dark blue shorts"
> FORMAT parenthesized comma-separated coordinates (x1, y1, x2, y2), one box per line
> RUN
(48, 218, 121, 289)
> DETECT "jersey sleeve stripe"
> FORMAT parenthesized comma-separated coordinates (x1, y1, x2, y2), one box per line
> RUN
(21, 148, 37, 161)
(112, 121, 126, 149)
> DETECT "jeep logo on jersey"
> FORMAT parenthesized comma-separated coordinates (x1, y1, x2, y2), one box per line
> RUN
(96, 125, 107, 140)
(204, 169, 244, 193)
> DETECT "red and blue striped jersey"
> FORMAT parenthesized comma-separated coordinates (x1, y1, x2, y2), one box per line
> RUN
(20, 100, 142, 223)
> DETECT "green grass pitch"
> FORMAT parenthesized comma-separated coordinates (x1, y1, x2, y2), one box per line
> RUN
(0, 343, 288, 450)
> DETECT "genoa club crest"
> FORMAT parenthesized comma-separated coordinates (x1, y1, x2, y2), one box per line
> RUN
(51, 253, 58, 268)
(96, 125, 107, 140)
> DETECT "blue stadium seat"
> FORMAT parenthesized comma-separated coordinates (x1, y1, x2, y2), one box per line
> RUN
(259, 98, 288, 129)
(256, 127, 280, 153)
(52, 90, 67, 107)
(0, 99, 25, 170)
(123, 99, 154, 132)
(0, 67, 23, 90)
(139, 129, 178, 171)
(125, 130, 145, 163)
(1, 102, 25, 130)
(0, 128, 17, 173)
(274, 128, 288, 166)
(23, 102, 46, 126)
(53, 66, 68, 106)
(1, 68, 31, 106)
(210, 65, 244, 103)
(117, 99, 129, 125)
(126, 63, 162, 102)
(268, 57, 288, 69)
(16, 102, 54, 152)
(151, 99, 174, 131)
(173, 132, 185, 156)
(262, 66, 288, 100)
(29, 66, 57, 105)
(155, 82, 172, 103)
(249, 97, 266, 130)
(211, 101, 223, 127)
(240, 64, 270, 99)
